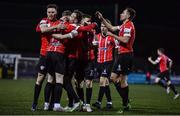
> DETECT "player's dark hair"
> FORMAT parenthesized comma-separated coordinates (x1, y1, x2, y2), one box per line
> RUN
(158, 48, 165, 54)
(82, 14, 91, 19)
(126, 7, 136, 20)
(62, 10, 72, 16)
(73, 10, 83, 23)
(46, 4, 59, 11)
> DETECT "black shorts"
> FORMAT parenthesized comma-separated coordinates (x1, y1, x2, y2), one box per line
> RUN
(74, 59, 87, 81)
(97, 61, 113, 78)
(112, 52, 133, 75)
(37, 55, 47, 75)
(84, 60, 95, 80)
(64, 57, 77, 79)
(46, 52, 65, 76)
(157, 70, 170, 81)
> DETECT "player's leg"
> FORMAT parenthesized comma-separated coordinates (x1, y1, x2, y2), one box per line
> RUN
(31, 56, 47, 111)
(74, 78, 84, 103)
(156, 72, 167, 89)
(105, 78, 113, 109)
(120, 53, 134, 111)
(92, 76, 106, 109)
(104, 62, 113, 109)
(74, 60, 85, 104)
(113, 53, 133, 113)
(64, 58, 82, 112)
(63, 58, 78, 110)
(64, 73, 80, 110)
(110, 54, 124, 99)
(110, 55, 124, 108)
(84, 60, 94, 112)
(119, 74, 130, 110)
(42, 52, 55, 111)
(165, 71, 179, 99)
(44, 73, 54, 111)
(52, 53, 65, 112)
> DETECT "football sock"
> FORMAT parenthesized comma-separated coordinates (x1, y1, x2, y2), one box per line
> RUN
(169, 84, 178, 94)
(54, 83, 63, 103)
(97, 86, 105, 102)
(44, 82, 53, 102)
(86, 88, 92, 104)
(76, 87, 84, 103)
(105, 85, 112, 102)
(33, 84, 42, 104)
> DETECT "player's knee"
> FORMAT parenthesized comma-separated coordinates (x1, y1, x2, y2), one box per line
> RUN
(75, 80, 84, 88)
(110, 73, 118, 83)
(85, 80, 92, 88)
(99, 77, 106, 87)
(36, 73, 45, 85)
(79, 81, 84, 88)
(120, 75, 128, 88)
(167, 81, 171, 85)
(47, 73, 54, 83)
(155, 77, 161, 83)
(105, 78, 110, 86)
(55, 73, 64, 84)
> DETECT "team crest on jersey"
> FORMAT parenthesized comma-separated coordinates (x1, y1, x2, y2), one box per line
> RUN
(90, 70, 94, 76)
(124, 28, 131, 34)
(40, 65, 45, 70)
(102, 69, 107, 75)
(40, 20, 47, 24)
(117, 64, 121, 71)
(107, 41, 111, 44)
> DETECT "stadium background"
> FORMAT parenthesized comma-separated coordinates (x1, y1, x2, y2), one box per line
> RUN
(0, 0, 180, 75)
(0, 0, 180, 115)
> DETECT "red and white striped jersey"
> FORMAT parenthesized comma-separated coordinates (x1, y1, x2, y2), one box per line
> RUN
(36, 18, 51, 56)
(47, 21, 75, 54)
(96, 33, 116, 63)
(117, 20, 135, 54)
(155, 54, 172, 72)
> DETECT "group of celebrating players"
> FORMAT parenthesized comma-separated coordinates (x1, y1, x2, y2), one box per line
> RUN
(31, 3, 179, 113)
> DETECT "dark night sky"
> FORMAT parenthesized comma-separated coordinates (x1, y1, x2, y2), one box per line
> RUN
(0, 0, 180, 70)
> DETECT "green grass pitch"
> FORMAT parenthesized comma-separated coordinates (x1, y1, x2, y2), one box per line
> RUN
(0, 79, 180, 115)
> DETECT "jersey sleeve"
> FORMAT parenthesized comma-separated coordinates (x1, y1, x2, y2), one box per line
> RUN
(167, 57, 172, 62)
(123, 24, 132, 37)
(36, 19, 49, 33)
(155, 57, 161, 63)
(76, 23, 96, 32)
(115, 26, 121, 30)
(64, 24, 75, 33)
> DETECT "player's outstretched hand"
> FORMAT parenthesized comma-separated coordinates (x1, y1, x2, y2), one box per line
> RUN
(56, 23, 67, 30)
(95, 11, 103, 20)
(106, 31, 113, 36)
(148, 57, 152, 61)
(71, 30, 78, 37)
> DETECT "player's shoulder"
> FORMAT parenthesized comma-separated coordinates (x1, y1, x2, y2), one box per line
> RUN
(125, 21, 134, 27)
(96, 33, 101, 37)
(39, 17, 50, 24)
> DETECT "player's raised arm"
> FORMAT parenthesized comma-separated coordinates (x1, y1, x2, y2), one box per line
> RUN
(95, 11, 119, 32)
(106, 31, 130, 43)
(52, 30, 78, 39)
(148, 57, 159, 65)
(168, 58, 173, 69)
(40, 24, 57, 33)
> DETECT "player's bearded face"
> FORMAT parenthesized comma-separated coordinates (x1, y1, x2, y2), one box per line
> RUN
(70, 13, 76, 23)
(157, 50, 161, 55)
(47, 8, 57, 20)
(120, 9, 129, 21)
(101, 24, 107, 36)
(82, 18, 91, 26)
